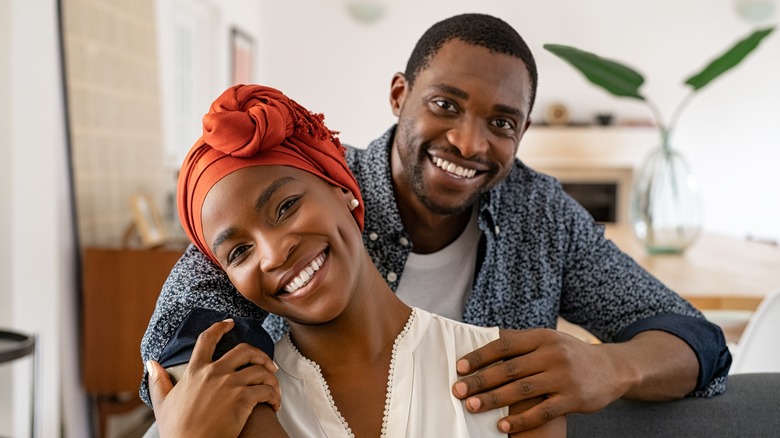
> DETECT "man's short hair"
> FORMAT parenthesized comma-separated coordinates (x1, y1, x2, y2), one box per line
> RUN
(404, 13, 538, 114)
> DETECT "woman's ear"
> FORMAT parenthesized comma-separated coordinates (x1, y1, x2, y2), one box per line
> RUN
(339, 188, 360, 211)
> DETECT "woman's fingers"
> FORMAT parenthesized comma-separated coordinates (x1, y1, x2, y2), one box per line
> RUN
(216, 341, 277, 374)
(240, 378, 283, 412)
(190, 318, 235, 366)
(146, 360, 173, 410)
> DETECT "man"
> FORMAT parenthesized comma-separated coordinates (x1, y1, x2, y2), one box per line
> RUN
(141, 13, 730, 434)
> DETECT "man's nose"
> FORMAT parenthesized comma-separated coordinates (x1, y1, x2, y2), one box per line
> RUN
(446, 119, 489, 158)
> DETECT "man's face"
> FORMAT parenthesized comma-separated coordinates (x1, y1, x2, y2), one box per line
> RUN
(390, 39, 533, 216)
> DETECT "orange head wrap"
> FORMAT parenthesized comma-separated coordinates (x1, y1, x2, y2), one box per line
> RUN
(177, 84, 364, 266)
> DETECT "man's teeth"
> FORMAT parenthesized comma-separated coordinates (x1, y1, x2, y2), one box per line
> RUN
(432, 157, 477, 178)
(283, 253, 326, 293)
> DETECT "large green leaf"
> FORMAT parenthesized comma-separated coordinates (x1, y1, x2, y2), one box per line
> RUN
(685, 26, 775, 91)
(544, 44, 646, 100)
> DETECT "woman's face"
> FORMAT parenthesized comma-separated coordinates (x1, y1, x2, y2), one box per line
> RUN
(201, 165, 366, 325)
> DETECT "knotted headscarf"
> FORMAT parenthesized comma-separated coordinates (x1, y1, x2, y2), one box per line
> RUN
(177, 84, 364, 265)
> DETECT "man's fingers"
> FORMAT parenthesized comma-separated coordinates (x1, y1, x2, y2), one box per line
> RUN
(190, 319, 235, 366)
(147, 360, 173, 409)
(457, 329, 537, 375)
(453, 352, 547, 401)
(499, 396, 568, 434)
(458, 374, 548, 413)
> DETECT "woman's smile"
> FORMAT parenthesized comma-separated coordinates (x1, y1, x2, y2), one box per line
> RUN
(279, 250, 328, 295)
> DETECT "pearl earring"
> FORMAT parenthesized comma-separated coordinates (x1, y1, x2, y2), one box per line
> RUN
(349, 198, 359, 210)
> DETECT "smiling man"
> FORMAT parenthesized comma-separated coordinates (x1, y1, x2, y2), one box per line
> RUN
(141, 13, 731, 434)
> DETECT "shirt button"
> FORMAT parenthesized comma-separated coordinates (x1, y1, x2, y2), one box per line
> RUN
(387, 272, 398, 282)
(494, 225, 500, 235)
(399, 237, 409, 247)
(369, 232, 378, 241)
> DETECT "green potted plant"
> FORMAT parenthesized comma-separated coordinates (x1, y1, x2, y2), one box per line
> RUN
(544, 27, 775, 253)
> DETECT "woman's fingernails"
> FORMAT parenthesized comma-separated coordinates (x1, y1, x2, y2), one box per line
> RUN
(146, 361, 156, 379)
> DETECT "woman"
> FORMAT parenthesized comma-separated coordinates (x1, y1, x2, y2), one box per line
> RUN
(146, 84, 565, 437)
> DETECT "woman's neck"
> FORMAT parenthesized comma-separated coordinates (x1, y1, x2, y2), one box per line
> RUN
(287, 266, 412, 370)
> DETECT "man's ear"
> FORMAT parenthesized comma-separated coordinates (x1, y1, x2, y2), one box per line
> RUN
(389, 72, 408, 117)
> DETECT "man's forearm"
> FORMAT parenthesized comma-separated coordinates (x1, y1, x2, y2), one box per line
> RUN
(239, 404, 289, 438)
(605, 330, 698, 401)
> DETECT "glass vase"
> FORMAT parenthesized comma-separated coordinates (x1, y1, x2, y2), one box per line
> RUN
(629, 143, 702, 254)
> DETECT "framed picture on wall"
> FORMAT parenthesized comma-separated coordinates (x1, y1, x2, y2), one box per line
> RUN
(231, 27, 254, 85)
(129, 193, 168, 248)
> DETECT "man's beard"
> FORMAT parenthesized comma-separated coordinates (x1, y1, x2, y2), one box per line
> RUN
(396, 133, 490, 216)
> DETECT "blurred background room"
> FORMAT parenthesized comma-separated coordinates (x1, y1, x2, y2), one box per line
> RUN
(1, 0, 778, 436)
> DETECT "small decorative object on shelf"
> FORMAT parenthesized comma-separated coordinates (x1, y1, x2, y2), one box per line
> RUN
(127, 193, 168, 248)
(544, 102, 570, 126)
(594, 113, 614, 126)
(544, 26, 775, 253)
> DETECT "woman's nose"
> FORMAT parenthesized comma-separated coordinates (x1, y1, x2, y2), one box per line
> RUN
(256, 231, 299, 273)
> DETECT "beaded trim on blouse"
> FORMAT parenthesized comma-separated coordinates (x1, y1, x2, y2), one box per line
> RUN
(286, 308, 416, 438)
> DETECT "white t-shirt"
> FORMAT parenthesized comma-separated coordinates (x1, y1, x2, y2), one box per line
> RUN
(275, 307, 506, 437)
(395, 208, 482, 321)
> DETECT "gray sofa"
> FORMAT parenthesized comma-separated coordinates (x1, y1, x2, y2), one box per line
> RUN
(567, 373, 780, 437)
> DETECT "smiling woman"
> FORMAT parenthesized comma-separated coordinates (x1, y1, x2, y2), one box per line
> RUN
(142, 83, 564, 437)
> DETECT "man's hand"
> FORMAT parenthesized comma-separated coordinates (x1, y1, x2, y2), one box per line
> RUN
(452, 328, 699, 434)
(148, 319, 282, 438)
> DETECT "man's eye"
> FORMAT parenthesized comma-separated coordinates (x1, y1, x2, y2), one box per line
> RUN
(491, 118, 516, 131)
(433, 99, 457, 113)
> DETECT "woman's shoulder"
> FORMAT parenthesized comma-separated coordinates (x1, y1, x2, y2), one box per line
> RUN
(413, 308, 500, 352)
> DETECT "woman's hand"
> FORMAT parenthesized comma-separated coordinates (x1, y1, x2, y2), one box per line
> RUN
(147, 319, 282, 438)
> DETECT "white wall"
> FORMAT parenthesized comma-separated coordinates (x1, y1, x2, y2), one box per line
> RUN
(8, 1, 87, 437)
(0, 0, 13, 434)
(256, 0, 780, 242)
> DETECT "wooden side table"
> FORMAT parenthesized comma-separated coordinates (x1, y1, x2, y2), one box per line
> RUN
(81, 246, 185, 437)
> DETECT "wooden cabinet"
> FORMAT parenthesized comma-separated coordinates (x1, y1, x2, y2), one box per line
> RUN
(81, 246, 185, 436)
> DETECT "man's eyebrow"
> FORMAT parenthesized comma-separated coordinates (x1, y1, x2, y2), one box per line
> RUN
(432, 83, 468, 100)
(211, 176, 296, 255)
(493, 103, 523, 118)
(432, 83, 524, 118)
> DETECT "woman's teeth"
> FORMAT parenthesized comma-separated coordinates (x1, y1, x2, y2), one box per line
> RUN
(283, 252, 326, 293)
(432, 157, 477, 178)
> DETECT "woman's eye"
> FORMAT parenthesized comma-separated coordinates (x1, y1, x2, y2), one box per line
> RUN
(433, 99, 457, 113)
(277, 196, 300, 220)
(227, 244, 250, 265)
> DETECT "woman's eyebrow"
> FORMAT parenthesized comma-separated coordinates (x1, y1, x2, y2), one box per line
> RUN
(256, 176, 295, 211)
